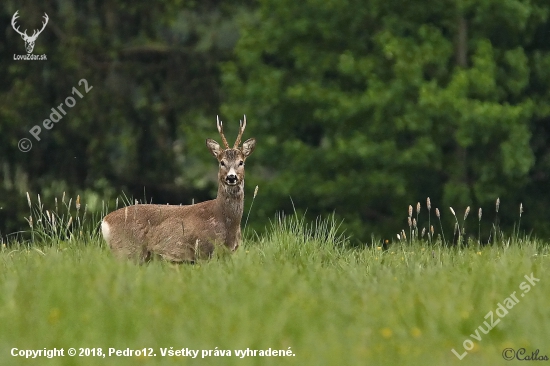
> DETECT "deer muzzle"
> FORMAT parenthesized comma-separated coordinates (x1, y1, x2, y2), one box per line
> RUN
(225, 167, 239, 185)
(225, 174, 238, 185)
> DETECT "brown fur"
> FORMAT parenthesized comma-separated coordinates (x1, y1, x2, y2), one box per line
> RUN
(102, 118, 256, 263)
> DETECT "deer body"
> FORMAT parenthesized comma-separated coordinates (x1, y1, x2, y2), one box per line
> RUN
(102, 116, 255, 262)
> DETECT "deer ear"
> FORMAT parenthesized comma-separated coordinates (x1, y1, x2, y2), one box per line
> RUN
(206, 139, 221, 158)
(242, 138, 256, 158)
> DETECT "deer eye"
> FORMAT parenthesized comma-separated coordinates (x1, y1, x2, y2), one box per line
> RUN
(239, 161, 244, 166)
(220, 161, 226, 167)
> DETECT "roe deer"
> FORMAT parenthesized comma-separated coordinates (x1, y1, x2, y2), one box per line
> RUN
(101, 116, 256, 262)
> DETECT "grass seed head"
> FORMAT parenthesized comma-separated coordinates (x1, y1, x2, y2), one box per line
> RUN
(427, 197, 431, 211)
(430, 225, 434, 235)
(435, 208, 440, 218)
(254, 185, 259, 199)
(26, 192, 31, 209)
(413, 218, 417, 228)
(478, 208, 482, 221)
(449, 207, 456, 217)
(408, 205, 413, 218)
(416, 202, 420, 215)
(408, 217, 412, 228)
(421, 227, 426, 237)
(520, 203, 523, 217)
(496, 197, 500, 213)
(464, 206, 470, 221)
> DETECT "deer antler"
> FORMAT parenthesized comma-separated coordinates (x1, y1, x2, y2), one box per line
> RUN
(11, 11, 28, 38)
(216, 115, 230, 149)
(11, 11, 48, 42)
(30, 13, 49, 40)
(233, 115, 247, 148)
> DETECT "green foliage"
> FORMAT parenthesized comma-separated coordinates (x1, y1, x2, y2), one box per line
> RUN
(1, 0, 550, 243)
(222, 0, 550, 240)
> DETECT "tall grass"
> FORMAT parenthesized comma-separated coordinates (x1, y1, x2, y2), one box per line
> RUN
(398, 197, 530, 249)
(0, 195, 548, 366)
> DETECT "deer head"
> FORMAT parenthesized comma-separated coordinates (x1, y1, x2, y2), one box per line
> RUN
(11, 10, 49, 54)
(206, 116, 256, 195)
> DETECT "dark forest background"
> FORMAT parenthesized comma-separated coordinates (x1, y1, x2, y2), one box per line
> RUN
(1, 0, 549, 243)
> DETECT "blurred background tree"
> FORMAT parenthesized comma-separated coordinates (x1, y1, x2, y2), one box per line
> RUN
(222, 0, 550, 241)
(1, 0, 549, 243)
(0, 0, 252, 236)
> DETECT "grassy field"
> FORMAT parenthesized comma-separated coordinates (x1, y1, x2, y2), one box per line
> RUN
(0, 201, 549, 366)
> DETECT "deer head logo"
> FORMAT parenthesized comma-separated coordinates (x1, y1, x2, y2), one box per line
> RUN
(11, 10, 49, 54)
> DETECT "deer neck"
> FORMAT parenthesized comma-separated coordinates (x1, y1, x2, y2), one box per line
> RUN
(216, 181, 245, 229)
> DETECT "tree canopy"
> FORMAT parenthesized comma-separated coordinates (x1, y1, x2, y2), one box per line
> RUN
(222, 0, 550, 239)
(1, 0, 549, 242)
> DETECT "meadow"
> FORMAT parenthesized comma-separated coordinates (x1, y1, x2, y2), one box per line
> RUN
(0, 196, 548, 366)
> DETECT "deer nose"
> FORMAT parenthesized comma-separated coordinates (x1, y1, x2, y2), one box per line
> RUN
(226, 174, 237, 184)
